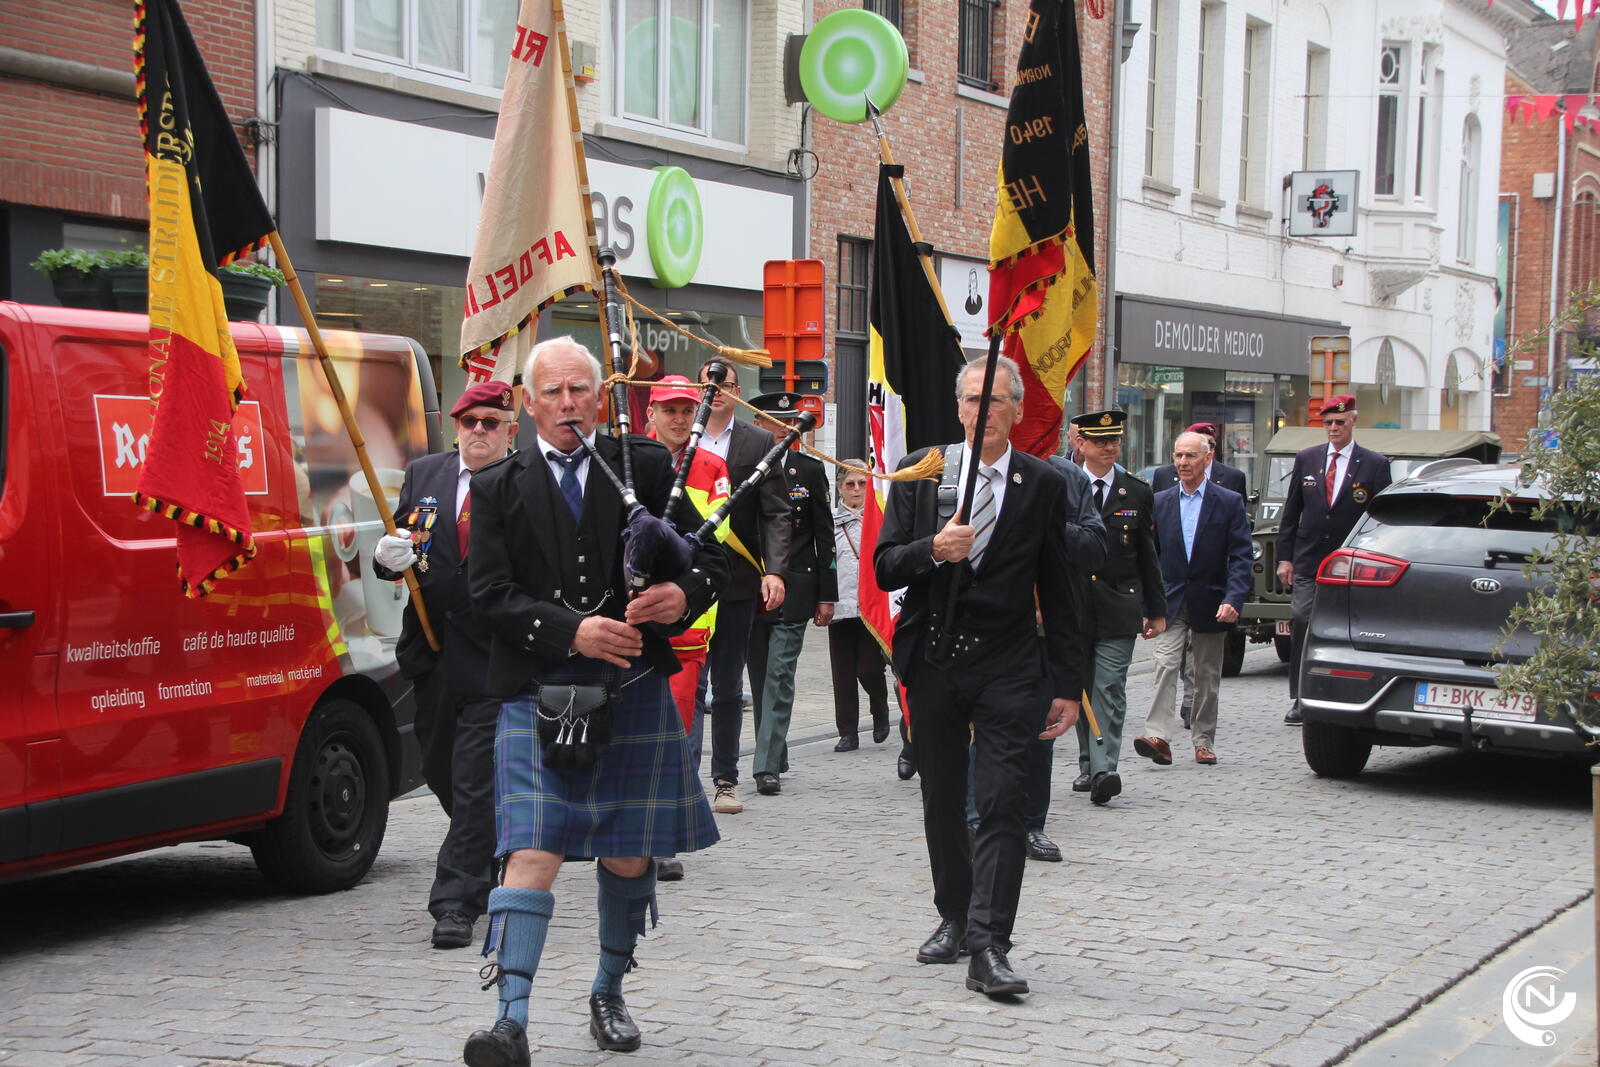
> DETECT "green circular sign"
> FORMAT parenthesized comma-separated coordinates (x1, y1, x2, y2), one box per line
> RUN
(646, 166, 703, 289)
(798, 10, 909, 124)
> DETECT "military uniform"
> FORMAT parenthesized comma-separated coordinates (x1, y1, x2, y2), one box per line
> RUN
(747, 394, 837, 789)
(1071, 410, 1167, 806)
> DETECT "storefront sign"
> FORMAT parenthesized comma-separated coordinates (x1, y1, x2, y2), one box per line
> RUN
(1117, 296, 1344, 377)
(1149, 365, 1184, 385)
(314, 108, 793, 292)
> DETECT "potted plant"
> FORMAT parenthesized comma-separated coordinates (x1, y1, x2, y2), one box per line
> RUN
(217, 260, 287, 322)
(30, 248, 115, 310)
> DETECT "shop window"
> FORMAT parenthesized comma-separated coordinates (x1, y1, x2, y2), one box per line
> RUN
(317, 0, 520, 88)
(957, 0, 1000, 92)
(616, 0, 748, 146)
(837, 237, 869, 337)
(1374, 43, 1404, 198)
(314, 273, 466, 405)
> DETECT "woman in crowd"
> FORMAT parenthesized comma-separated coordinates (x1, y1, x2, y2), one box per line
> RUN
(827, 462, 891, 752)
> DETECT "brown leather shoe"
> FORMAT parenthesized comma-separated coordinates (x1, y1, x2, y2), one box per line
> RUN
(1195, 746, 1218, 765)
(1133, 736, 1172, 765)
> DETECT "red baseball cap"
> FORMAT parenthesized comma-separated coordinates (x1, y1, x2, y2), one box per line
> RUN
(649, 375, 701, 404)
(450, 381, 515, 417)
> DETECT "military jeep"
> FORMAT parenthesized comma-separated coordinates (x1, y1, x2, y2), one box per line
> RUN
(1226, 427, 1503, 676)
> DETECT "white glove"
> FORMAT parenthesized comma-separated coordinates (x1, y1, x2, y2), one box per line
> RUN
(374, 531, 417, 571)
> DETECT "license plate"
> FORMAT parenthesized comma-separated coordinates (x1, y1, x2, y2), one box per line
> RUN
(1413, 682, 1537, 721)
(1275, 620, 1292, 637)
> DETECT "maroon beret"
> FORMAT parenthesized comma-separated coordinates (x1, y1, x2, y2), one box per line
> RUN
(450, 381, 516, 417)
(1185, 422, 1219, 439)
(1322, 394, 1358, 415)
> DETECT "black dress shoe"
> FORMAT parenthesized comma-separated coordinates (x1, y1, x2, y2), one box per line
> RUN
(755, 772, 781, 796)
(589, 992, 641, 1052)
(872, 719, 891, 744)
(897, 748, 917, 781)
(915, 918, 967, 963)
(1070, 772, 1092, 792)
(1024, 830, 1062, 862)
(1285, 703, 1303, 725)
(966, 946, 1029, 997)
(834, 735, 859, 752)
(655, 856, 684, 881)
(1089, 771, 1122, 806)
(431, 909, 473, 949)
(463, 1018, 530, 1067)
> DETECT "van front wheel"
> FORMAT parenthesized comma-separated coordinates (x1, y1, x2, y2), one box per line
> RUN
(250, 699, 389, 893)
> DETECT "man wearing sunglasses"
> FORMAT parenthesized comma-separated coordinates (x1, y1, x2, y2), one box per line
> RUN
(373, 380, 520, 949)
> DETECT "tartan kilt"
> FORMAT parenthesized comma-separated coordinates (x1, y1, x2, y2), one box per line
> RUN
(494, 662, 720, 860)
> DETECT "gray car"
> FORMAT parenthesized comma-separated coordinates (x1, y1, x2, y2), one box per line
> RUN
(1298, 460, 1600, 777)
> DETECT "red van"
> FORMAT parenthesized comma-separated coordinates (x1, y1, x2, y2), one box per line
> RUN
(0, 302, 438, 891)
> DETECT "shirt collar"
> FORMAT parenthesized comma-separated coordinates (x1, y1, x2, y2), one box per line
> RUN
(535, 430, 595, 460)
(1179, 477, 1208, 500)
(961, 443, 1013, 481)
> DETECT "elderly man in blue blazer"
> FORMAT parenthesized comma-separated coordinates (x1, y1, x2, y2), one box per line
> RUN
(1132, 431, 1252, 767)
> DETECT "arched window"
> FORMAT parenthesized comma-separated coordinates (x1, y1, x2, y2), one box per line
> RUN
(1457, 116, 1481, 264)
(1572, 187, 1600, 295)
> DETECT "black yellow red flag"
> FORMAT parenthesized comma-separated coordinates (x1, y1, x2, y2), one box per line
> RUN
(132, 0, 276, 596)
(860, 164, 964, 651)
(988, 0, 1098, 457)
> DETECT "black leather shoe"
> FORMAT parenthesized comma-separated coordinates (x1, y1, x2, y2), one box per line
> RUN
(588, 992, 641, 1052)
(915, 918, 967, 964)
(1285, 704, 1303, 725)
(655, 857, 684, 881)
(966, 946, 1029, 997)
(755, 772, 781, 796)
(463, 1018, 530, 1067)
(1070, 772, 1092, 792)
(834, 735, 859, 752)
(872, 719, 890, 744)
(1024, 830, 1062, 863)
(431, 909, 473, 949)
(897, 748, 917, 781)
(1089, 771, 1122, 806)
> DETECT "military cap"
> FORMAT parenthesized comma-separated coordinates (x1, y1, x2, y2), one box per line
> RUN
(451, 381, 516, 417)
(750, 391, 805, 420)
(1070, 409, 1127, 438)
(1322, 394, 1358, 415)
(1185, 421, 1220, 439)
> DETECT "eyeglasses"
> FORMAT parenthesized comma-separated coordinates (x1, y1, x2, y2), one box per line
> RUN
(457, 415, 506, 432)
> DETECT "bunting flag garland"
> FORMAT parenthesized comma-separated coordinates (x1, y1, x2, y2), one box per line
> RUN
(987, 0, 1098, 458)
(1505, 92, 1600, 132)
(132, 0, 276, 596)
(459, 0, 596, 383)
(859, 165, 965, 653)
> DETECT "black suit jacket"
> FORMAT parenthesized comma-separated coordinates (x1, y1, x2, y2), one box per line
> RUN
(1151, 482, 1252, 633)
(1275, 441, 1391, 578)
(1084, 468, 1167, 639)
(874, 446, 1085, 701)
(1151, 459, 1248, 497)
(717, 418, 793, 602)
(764, 450, 838, 623)
(467, 433, 728, 697)
(373, 450, 491, 687)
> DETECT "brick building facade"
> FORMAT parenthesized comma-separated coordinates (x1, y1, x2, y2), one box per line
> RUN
(806, 0, 1116, 460)
(0, 0, 261, 303)
(1496, 18, 1600, 454)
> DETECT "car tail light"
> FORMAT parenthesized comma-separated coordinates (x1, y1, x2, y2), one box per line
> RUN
(1316, 548, 1410, 587)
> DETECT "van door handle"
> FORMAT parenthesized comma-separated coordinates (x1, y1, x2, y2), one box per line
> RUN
(0, 610, 35, 628)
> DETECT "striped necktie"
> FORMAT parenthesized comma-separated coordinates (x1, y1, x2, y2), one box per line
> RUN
(548, 450, 584, 520)
(968, 466, 997, 570)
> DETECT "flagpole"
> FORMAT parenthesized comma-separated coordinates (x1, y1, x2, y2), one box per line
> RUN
(267, 231, 442, 653)
(866, 98, 958, 332)
(551, 0, 604, 293)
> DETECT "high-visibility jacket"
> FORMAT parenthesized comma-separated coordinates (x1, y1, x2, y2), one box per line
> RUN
(648, 433, 731, 652)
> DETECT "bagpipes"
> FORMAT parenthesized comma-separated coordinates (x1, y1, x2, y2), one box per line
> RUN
(665, 361, 726, 515)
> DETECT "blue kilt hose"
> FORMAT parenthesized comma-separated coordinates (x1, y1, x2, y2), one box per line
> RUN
(494, 658, 720, 861)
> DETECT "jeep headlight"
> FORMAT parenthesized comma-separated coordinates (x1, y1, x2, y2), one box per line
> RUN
(1251, 541, 1264, 561)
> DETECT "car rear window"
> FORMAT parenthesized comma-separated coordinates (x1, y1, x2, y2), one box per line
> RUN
(1368, 493, 1597, 534)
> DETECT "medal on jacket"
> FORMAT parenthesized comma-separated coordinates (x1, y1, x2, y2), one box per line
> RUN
(410, 497, 439, 572)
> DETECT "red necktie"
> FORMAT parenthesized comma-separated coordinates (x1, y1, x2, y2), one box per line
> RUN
(456, 502, 470, 557)
(1325, 451, 1339, 506)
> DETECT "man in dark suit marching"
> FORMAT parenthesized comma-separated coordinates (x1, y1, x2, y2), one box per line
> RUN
(1133, 431, 1251, 768)
(1150, 422, 1248, 496)
(692, 359, 792, 815)
(1070, 410, 1166, 806)
(460, 338, 726, 1063)
(746, 391, 836, 796)
(1275, 395, 1390, 724)
(373, 381, 518, 950)
(875, 354, 1084, 999)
